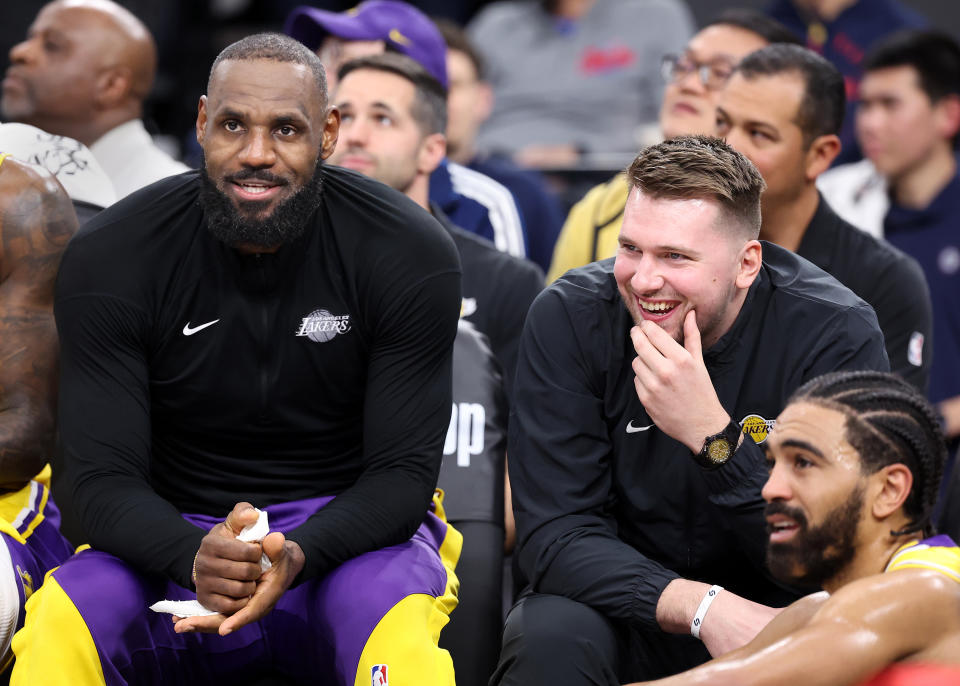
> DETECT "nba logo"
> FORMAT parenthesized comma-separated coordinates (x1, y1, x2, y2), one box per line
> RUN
(371, 664, 388, 686)
(908, 331, 924, 368)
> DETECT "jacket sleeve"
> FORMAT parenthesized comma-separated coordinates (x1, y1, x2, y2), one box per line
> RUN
(800, 305, 890, 380)
(867, 252, 932, 394)
(56, 276, 206, 589)
(510, 289, 679, 631)
(286, 269, 462, 583)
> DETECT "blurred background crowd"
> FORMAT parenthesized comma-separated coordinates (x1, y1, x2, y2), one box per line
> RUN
(2, 2, 960, 683)
(2, 0, 955, 183)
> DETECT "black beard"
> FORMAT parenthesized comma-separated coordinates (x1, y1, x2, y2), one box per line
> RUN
(765, 484, 864, 589)
(199, 158, 325, 248)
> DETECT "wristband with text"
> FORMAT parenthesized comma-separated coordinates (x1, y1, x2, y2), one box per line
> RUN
(690, 584, 723, 639)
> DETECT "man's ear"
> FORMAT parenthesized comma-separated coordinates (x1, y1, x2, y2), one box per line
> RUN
(475, 81, 494, 124)
(195, 95, 208, 146)
(94, 66, 133, 109)
(804, 134, 841, 182)
(934, 93, 960, 142)
(418, 132, 447, 175)
(735, 239, 763, 289)
(871, 463, 913, 521)
(319, 106, 341, 160)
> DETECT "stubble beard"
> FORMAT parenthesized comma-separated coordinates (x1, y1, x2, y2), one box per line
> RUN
(621, 279, 737, 347)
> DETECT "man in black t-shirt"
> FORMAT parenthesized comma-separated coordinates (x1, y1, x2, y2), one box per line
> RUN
(12, 33, 463, 686)
(328, 52, 539, 686)
(716, 43, 932, 392)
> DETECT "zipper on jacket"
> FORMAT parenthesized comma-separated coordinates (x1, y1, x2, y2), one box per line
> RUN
(256, 254, 270, 420)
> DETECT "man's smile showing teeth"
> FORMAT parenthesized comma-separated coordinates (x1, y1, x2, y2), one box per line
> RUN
(239, 184, 270, 194)
(767, 518, 800, 542)
(231, 182, 281, 201)
(639, 301, 677, 313)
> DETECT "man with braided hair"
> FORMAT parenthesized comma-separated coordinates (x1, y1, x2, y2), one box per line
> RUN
(628, 370, 960, 686)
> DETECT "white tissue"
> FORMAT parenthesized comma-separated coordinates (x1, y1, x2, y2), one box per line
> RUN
(237, 508, 272, 573)
(149, 599, 218, 617)
(149, 508, 272, 618)
(236, 509, 269, 543)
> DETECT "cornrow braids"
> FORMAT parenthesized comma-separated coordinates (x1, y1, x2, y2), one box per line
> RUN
(788, 371, 947, 537)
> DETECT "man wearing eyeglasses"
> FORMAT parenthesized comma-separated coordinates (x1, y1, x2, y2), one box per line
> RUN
(547, 10, 800, 282)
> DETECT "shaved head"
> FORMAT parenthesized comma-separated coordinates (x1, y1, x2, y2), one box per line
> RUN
(57, 0, 156, 97)
(1, 0, 158, 145)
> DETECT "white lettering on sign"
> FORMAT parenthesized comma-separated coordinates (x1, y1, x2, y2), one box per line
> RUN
(443, 403, 485, 467)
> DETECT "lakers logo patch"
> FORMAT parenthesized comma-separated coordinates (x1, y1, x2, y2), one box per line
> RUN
(739, 414, 776, 444)
(295, 309, 351, 343)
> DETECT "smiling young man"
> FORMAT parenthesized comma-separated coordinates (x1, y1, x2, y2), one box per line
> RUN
(10, 33, 463, 685)
(492, 136, 888, 686)
(715, 44, 932, 393)
(627, 370, 960, 686)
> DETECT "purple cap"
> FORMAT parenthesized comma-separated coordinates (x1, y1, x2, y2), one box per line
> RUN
(284, 1, 448, 89)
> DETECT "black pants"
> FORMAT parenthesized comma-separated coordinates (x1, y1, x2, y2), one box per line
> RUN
(490, 593, 711, 686)
(441, 521, 505, 686)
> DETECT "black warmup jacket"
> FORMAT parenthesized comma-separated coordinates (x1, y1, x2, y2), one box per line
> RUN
(510, 243, 889, 631)
(432, 204, 544, 398)
(797, 196, 931, 393)
(55, 167, 461, 589)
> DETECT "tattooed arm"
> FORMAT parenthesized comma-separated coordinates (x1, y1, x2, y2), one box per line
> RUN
(0, 158, 78, 490)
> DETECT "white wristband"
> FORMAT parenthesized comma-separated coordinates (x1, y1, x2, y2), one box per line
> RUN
(690, 585, 723, 639)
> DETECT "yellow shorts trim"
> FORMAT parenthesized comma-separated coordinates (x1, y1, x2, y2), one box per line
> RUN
(353, 493, 463, 686)
(10, 576, 106, 686)
(0, 466, 53, 545)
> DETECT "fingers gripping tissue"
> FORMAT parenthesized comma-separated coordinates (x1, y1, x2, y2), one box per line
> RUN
(149, 509, 272, 617)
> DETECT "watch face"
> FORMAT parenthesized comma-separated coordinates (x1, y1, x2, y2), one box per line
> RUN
(706, 438, 732, 465)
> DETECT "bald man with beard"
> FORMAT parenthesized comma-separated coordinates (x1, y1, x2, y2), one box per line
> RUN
(1, 0, 188, 199)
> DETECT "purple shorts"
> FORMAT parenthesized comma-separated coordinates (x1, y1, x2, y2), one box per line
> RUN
(12, 496, 460, 685)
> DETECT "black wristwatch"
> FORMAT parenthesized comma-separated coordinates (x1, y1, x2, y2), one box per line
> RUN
(693, 420, 742, 470)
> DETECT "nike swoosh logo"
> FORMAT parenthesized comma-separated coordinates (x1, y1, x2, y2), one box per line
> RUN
(182, 319, 220, 336)
(626, 420, 656, 434)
